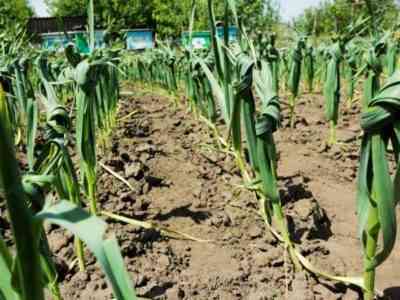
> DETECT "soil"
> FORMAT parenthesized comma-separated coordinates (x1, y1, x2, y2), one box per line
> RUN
(2, 83, 400, 300)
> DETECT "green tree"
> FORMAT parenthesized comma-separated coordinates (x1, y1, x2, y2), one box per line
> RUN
(45, 0, 281, 39)
(0, 0, 33, 31)
(46, 0, 212, 38)
(294, 0, 399, 37)
(45, 0, 154, 29)
(237, 0, 280, 31)
(151, 0, 193, 38)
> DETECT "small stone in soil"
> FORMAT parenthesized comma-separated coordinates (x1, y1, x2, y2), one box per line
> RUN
(248, 224, 263, 239)
(125, 161, 144, 179)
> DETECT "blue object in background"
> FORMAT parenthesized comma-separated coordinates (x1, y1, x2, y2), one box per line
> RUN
(94, 31, 106, 49)
(216, 26, 238, 42)
(42, 31, 106, 52)
(182, 26, 238, 49)
(42, 29, 155, 51)
(126, 30, 154, 50)
(42, 33, 69, 51)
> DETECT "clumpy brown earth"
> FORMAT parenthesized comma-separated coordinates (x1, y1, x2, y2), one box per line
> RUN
(2, 83, 400, 300)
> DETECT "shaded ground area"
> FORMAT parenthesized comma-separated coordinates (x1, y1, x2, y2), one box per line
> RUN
(2, 83, 399, 300)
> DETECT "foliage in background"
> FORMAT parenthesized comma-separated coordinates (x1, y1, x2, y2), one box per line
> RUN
(151, 0, 208, 38)
(45, 0, 280, 39)
(237, 0, 280, 33)
(45, 0, 155, 29)
(0, 0, 33, 32)
(294, 0, 399, 36)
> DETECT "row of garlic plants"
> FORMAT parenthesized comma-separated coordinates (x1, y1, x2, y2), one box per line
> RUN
(0, 2, 136, 299)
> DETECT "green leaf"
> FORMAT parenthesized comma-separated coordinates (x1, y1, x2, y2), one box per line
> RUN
(35, 201, 137, 300)
(198, 59, 229, 123)
(367, 134, 396, 269)
(0, 237, 18, 300)
(356, 137, 372, 239)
